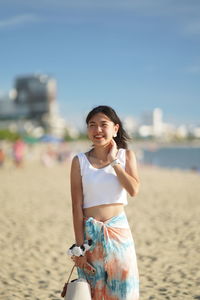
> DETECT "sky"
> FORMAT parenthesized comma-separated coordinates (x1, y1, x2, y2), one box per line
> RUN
(0, 0, 200, 128)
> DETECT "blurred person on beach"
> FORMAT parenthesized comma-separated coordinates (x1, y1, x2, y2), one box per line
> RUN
(68, 105, 140, 299)
(12, 138, 26, 167)
(57, 142, 71, 164)
(41, 145, 56, 167)
(0, 147, 5, 167)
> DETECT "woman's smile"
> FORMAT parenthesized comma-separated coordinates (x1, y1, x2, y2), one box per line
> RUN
(94, 135, 105, 140)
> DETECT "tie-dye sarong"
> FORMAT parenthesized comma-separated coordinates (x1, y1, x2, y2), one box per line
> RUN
(77, 212, 139, 300)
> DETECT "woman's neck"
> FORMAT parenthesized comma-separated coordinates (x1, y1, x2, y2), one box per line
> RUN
(91, 144, 110, 161)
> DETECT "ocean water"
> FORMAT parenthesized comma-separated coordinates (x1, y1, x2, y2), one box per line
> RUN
(141, 146, 200, 171)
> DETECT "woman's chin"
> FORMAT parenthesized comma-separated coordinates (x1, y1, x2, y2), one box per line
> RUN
(93, 139, 111, 147)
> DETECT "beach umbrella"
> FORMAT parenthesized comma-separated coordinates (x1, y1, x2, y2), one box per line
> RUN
(39, 134, 64, 143)
(22, 136, 40, 144)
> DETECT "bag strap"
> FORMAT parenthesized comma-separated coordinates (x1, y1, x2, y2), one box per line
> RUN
(67, 264, 76, 284)
(66, 264, 90, 283)
(61, 264, 76, 297)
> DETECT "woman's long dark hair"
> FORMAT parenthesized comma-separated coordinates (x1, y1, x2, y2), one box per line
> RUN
(86, 105, 130, 149)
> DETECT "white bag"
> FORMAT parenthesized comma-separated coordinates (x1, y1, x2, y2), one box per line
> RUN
(61, 265, 92, 300)
(65, 278, 92, 300)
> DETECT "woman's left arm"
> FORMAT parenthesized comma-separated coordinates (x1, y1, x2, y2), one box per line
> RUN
(113, 149, 140, 197)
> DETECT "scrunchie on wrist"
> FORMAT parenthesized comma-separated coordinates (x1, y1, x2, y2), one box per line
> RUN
(67, 239, 93, 257)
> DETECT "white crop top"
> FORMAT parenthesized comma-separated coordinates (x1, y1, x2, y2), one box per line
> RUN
(77, 148, 128, 209)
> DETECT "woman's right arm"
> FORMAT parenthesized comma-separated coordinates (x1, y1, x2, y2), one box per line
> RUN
(70, 156, 87, 268)
(70, 155, 84, 246)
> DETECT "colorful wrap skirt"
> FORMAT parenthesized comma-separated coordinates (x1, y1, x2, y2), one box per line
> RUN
(77, 212, 139, 300)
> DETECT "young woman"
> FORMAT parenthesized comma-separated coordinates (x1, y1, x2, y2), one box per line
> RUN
(69, 105, 140, 300)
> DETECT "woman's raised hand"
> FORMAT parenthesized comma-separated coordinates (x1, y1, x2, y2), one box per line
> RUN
(107, 139, 118, 163)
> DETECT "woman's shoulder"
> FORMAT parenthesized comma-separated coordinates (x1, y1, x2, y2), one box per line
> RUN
(75, 151, 84, 157)
(118, 147, 134, 157)
(125, 148, 134, 154)
(125, 148, 136, 159)
(76, 150, 91, 161)
(118, 148, 137, 165)
(72, 151, 85, 159)
(71, 152, 83, 164)
(72, 152, 88, 173)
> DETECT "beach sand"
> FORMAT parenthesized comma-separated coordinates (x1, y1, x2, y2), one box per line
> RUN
(0, 158, 199, 299)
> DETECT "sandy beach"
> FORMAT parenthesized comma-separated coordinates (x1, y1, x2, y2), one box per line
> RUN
(0, 151, 199, 299)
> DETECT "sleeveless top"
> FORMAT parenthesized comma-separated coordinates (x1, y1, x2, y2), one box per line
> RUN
(77, 148, 128, 209)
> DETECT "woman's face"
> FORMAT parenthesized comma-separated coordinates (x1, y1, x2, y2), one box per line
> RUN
(87, 113, 119, 146)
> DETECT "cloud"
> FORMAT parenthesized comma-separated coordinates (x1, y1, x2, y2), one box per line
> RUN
(1, 1, 200, 35)
(0, 14, 41, 29)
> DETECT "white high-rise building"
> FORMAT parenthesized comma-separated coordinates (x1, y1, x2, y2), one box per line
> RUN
(139, 108, 164, 138)
(152, 108, 163, 137)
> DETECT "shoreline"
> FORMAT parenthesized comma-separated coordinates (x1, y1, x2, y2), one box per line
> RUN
(0, 143, 199, 174)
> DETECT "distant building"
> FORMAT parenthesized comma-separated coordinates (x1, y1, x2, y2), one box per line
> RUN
(123, 116, 138, 136)
(152, 108, 163, 137)
(0, 74, 66, 137)
(175, 125, 188, 138)
(139, 108, 164, 138)
(192, 126, 200, 138)
(0, 74, 56, 120)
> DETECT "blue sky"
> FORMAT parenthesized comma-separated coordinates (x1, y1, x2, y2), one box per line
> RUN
(0, 0, 200, 127)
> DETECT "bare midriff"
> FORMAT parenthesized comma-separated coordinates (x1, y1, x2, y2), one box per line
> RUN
(83, 203, 124, 222)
